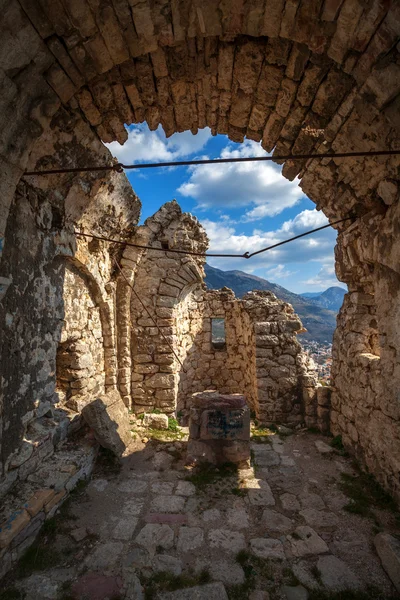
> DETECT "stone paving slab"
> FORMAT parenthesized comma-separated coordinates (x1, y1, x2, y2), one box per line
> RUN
(158, 582, 229, 599)
(2, 431, 399, 600)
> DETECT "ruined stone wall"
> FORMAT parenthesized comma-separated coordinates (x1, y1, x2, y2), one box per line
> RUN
(0, 106, 140, 490)
(330, 204, 400, 500)
(119, 204, 317, 423)
(56, 262, 106, 412)
(174, 286, 317, 424)
(177, 289, 259, 413)
(119, 202, 207, 414)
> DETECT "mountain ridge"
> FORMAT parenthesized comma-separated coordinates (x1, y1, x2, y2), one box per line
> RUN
(204, 264, 340, 344)
(301, 286, 346, 312)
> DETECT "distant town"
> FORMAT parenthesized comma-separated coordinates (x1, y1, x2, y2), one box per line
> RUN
(301, 339, 333, 384)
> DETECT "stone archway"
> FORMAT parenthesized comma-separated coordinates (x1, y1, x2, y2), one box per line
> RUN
(0, 1, 399, 499)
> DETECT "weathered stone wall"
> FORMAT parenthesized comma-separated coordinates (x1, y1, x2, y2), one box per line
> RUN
(56, 262, 106, 411)
(177, 288, 259, 412)
(0, 0, 399, 499)
(117, 201, 208, 413)
(0, 106, 140, 491)
(330, 203, 400, 499)
(118, 202, 317, 423)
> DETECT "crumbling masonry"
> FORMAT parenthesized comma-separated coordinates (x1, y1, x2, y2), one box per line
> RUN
(0, 0, 399, 570)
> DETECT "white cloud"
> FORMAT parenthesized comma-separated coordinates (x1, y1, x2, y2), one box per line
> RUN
(203, 209, 337, 273)
(302, 262, 346, 290)
(105, 124, 212, 164)
(265, 264, 297, 280)
(178, 139, 303, 220)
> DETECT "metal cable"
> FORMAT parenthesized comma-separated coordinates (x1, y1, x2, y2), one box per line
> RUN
(114, 258, 186, 372)
(75, 216, 354, 260)
(24, 149, 399, 176)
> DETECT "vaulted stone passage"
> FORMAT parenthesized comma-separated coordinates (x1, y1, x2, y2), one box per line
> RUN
(0, 0, 399, 518)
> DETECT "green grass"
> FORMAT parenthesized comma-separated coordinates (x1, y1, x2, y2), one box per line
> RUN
(250, 426, 273, 444)
(42, 517, 58, 535)
(310, 564, 323, 586)
(142, 569, 211, 599)
(0, 590, 24, 600)
(227, 580, 254, 600)
(229, 550, 275, 599)
(145, 428, 185, 441)
(282, 567, 300, 587)
(331, 435, 344, 451)
(339, 466, 398, 519)
(96, 446, 122, 473)
(17, 545, 61, 578)
(168, 416, 179, 432)
(231, 487, 247, 497)
(185, 462, 238, 491)
(330, 435, 348, 456)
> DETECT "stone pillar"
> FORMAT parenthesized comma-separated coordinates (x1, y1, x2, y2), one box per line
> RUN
(187, 391, 250, 465)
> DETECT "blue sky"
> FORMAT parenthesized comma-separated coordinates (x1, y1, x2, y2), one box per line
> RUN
(106, 124, 346, 294)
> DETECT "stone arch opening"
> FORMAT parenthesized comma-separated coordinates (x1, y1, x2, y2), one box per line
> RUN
(0, 1, 399, 501)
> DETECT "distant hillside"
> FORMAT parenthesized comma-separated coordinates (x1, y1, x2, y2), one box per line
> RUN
(301, 291, 323, 298)
(204, 264, 338, 344)
(301, 286, 346, 312)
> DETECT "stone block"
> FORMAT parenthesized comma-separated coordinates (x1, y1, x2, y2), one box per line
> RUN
(44, 490, 66, 513)
(82, 390, 131, 456)
(199, 408, 250, 441)
(158, 582, 229, 599)
(25, 489, 55, 517)
(188, 392, 250, 465)
(11, 512, 44, 548)
(187, 440, 216, 464)
(317, 386, 331, 407)
(0, 510, 31, 549)
(143, 413, 169, 430)
(222, 441, 251, 463)
(374, 533, 400, 592)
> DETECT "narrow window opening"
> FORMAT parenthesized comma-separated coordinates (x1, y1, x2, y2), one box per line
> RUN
(211, 318, 226, 350)
(161, 239, 169, 250)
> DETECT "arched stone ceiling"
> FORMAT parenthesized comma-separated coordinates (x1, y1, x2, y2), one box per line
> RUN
(1, 1, 399, 232)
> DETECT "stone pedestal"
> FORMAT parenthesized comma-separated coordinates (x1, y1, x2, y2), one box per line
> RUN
(187, 391, 250, 465)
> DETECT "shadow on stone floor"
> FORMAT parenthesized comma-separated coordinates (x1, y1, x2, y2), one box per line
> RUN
(1, 431, 400, 600)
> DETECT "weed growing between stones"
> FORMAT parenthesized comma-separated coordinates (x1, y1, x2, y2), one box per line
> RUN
(95, 446, 122, 474)
(331, 435, 344, 451)
(282, 567, 300, 587)
(141, 569, 211, 599)
(17, 544, 61, 578)
(339, 465, 398, 519)
(144, 428, 186, 441)
(0, 589, 23, 600)
(250, 426, 273, 444)
(168, 416, 179, 432)
(185, 462, 238, 491)
(231, 487, 247, 497)
(310, 564, 323, 586)
(307, 427, 321, 434)
(330, 434, 349, 456)
(230, 550, 277, 598)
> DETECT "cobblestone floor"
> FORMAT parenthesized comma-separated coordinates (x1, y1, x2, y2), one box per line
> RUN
(2, 429, 400, 600)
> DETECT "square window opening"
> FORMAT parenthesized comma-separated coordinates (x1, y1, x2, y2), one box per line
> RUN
(211, 318, 226, 350)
